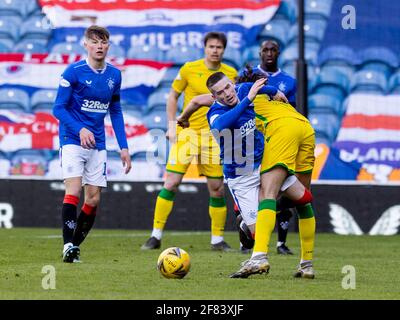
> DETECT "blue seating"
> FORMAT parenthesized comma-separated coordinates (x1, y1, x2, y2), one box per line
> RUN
(143, 110, 167, 130)
(287, 19, 327, 46)
(159, 66, 180, 88)
(308, 111, 340, 143)
(223, 46, 242, 70)
(388, 71, 400, 94)
(14, 39, 47, 53)
(19, 15, 52, 41)
(127, 45, 162, 61)
(310, 69, 349, 100)
(10, 149, 48, 176)
(145, 87, 170, 114)
(120, 90, 146, 111)
(358, 46, 398, 77)
(0, 0, 25, 18)
(274, 0, 297, 23)
(242, 45, 260, 67)
(319, 64, 354, 81)
(0, 38, 11, 52)
(108, 44, 126, 58)
(350, 70, 388, 94)
(123, 109, 142, 120)
(24, 0, 40, 17)
(258, 19, 291, 48)
(305, 0, 333, 20)
(0, 16, 21, 41)
(315, 132, 332, 146)
(308, 93, 344, 116)
(0, 88, 30, 112)
(50, 42, 86, 55)
(318, 45, 357, 65)
(31, 89, 57, 112)
(164, 46, 202, 66)
(280, 42, 319, 66)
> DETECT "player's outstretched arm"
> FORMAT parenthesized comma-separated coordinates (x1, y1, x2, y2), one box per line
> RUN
(177, 94, 213, 128)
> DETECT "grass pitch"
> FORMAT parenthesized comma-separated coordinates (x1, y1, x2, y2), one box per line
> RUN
(0, 228, 399, 300)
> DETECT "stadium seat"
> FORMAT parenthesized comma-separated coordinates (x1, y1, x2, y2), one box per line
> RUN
(258, 19, 291, 49)
(19, 15, 52, 41)
(274, 0, 297, 23)
(305, 0, 333, 21)
(30, 89, 57, 112)
(145, 87, 170, 114)
(159, 66, 180, 88)
(165, 46, 202, 66)
(308, 93, 344, 116)
(14, 39, 47, 53)
(388, 71, 400, 94)
(279, 42, 319, 66)
(131, 151, 164, 179)
(308, 111, 340, 143)
(120, 90, 146, 112)
(310, 69, 349, 100)
(123, 109, 142, 120)
(350, 70, 388, 94)
(10, 149, 48, 176)
(287, 19, 327, 46)
(223, 46, 242, 70)
(108, 44, 126, 58)
(242, 45, 260, 67)
(358, 46, 398, 77)
(50, 42, 86, 55)
(142, 110, 167, 130)
(0, 0, 25, 18)
(127, 45, 163, 61)
(0, 88, 30, 112)
(318, 45, 357, 66)
(315, 132, 332, 146)
(24, 0, 41, 17)
(319, 64, 354, 81)
(0, 39, 11, 52)
(0, 16, 21, 41)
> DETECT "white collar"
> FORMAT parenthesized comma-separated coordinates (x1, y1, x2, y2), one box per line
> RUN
(86, 59, 107, 74)
(257, 65, 281, 77)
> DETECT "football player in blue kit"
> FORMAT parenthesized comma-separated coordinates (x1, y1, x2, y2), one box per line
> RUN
(53, 25, 132, 263)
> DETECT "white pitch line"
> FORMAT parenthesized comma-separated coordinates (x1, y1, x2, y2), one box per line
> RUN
(36, 231, 210, 239)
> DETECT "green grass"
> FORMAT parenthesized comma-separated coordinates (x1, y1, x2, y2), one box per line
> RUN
(0, 228, 399, 300)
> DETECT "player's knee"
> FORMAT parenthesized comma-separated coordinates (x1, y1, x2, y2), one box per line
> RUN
(84, 193, 101, 207)
(208, 182, 224, 198)
(293, 188, 313, 206)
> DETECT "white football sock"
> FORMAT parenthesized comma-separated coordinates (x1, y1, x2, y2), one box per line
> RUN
(151, 229, 163, 240)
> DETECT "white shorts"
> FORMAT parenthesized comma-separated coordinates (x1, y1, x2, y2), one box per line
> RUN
(226, 168, 298, 226)
(226, 168, 260, 227)
(60, 144, 107, 187)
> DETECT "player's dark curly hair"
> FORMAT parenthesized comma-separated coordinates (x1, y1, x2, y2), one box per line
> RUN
(236, 64, 268, 84)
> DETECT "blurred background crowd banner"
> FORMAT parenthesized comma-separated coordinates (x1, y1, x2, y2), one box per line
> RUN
(0, 0, 399, 183)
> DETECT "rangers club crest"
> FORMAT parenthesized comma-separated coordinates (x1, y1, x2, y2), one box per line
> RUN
(107, 78, 115, 90)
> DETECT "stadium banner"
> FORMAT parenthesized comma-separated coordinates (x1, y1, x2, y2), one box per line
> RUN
(39, 0, 281, 51)
(0, 53, 171, 105)
(0, 180, 399, 235)
(315, 94, 400, 183)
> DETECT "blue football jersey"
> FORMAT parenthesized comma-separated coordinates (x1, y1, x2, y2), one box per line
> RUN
(253, 66, 297, 107)
(206, 83, 265, 179)
(53, 59, 128, 151)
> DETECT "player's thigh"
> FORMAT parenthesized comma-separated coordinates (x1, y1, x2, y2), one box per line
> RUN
(61, 144, 86, 180)
(198, 131, 223, 179)
(227, 172, 260, 226)
(83, 149, 107, 188)
(295, 121, 315, 183)
(260, 118, 301, 176)
(166, 129, 199, 175)
(260, 166, 288, 200)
